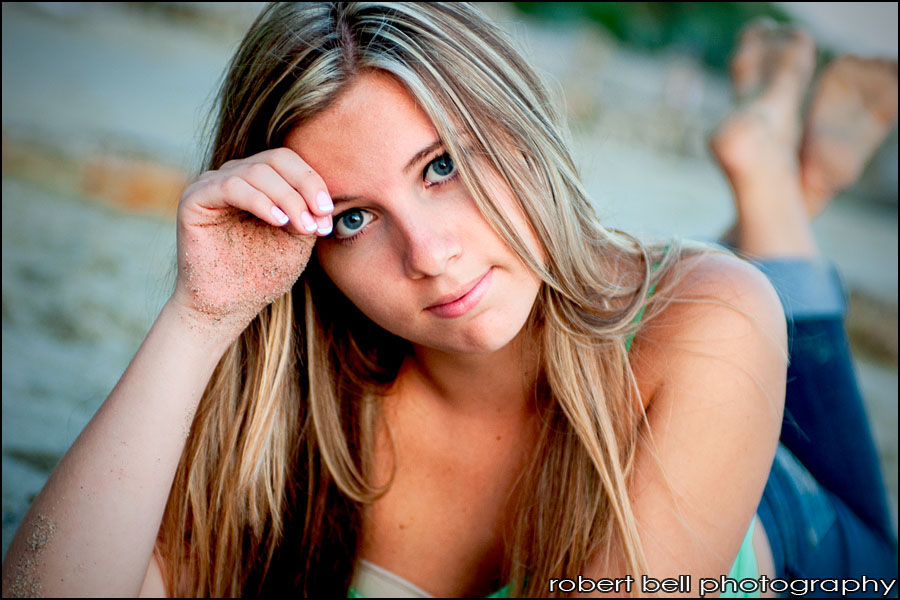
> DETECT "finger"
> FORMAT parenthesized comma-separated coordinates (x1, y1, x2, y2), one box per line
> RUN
(209, 174, 312, 233)
(238, 162, 322, 235)
(218, 148, 334, 234)
(255, 147, 335, 218)
(314, 214, 333, 236)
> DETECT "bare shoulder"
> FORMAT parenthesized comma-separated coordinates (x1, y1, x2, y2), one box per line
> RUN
(669, 250, 782, 310)
(138, 552, 168, 598)
(630, 250, 787, 403)
(588, 250, 789, 590)
(653, 250, 784, 327)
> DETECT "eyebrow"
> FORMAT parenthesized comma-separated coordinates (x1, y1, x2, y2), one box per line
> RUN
(331, 139, 443, 207)
(403, 139, 443, 175)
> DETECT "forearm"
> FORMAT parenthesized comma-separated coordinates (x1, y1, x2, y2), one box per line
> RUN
(1, 299, 238, 597)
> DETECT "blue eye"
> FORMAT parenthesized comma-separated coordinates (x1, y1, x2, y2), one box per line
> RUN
(424, 153, 457, 185)
(333, 209, 373, 239)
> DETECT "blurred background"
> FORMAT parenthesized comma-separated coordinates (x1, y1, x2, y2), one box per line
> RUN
(2, 2, 897, 559)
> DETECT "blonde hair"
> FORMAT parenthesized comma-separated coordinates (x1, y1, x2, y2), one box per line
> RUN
(158, 2, 702, 596)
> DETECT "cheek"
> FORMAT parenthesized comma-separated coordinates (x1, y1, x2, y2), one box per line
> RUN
(315, 245, 404, 321)
(346, 277, 397, 317)
(473, 169, 547, 266)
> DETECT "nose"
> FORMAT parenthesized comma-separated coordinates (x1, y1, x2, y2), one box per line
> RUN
(397, 208, 463, 279)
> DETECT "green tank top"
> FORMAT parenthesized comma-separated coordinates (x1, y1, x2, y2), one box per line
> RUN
(349, 252, 761, 598)
(347, 523, 759, 598)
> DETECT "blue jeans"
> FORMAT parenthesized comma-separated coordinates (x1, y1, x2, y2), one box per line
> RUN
(751, 258, 898, 597)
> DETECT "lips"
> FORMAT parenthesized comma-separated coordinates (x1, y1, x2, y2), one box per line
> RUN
(427, 271, 487, 307)
(425, 268, 494, 319)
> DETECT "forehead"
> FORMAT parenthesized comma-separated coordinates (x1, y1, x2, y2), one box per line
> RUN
(284, 72, 440, 192)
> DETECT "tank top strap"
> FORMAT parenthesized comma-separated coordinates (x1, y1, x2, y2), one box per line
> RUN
(623, 246, 670, 353)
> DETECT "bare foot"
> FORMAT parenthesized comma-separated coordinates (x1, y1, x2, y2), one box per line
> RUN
(730, 18, 816, 108)
(710, 21, 818, 257)
(712, 20, 816, 180)
(800, 56, 899, 217)
(710, 20, 816, 176)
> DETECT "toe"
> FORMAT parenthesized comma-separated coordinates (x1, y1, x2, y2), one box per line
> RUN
(738, 16, 779, 43)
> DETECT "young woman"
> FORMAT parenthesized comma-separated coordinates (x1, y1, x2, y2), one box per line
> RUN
(2, 4, 896, 598)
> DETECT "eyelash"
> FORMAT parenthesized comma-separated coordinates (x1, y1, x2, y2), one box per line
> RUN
(330, 151, 460, 245)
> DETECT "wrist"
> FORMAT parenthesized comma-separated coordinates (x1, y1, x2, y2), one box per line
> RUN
(160, 295, 251, 356)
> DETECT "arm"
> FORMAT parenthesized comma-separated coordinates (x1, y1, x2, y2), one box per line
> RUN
(1, 300, 235, 597)
(2, 147, 331, 597)
(584, 252, 787, 597)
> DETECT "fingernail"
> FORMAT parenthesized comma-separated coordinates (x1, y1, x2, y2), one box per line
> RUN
(317, 191, 333, 212)
(316, 215, 332, 235)
(300, 211, 318, 233)
(271, 206, 289, 225)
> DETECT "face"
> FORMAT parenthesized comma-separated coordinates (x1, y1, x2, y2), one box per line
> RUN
(285, 71, 543, 356)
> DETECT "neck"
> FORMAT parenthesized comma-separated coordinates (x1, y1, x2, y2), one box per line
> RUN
(397, 326, 542, 420)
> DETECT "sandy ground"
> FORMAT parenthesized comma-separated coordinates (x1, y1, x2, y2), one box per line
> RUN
(2, 1, 897, 561)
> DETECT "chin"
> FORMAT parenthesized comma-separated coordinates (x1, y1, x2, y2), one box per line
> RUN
(430, 309, 533, 356)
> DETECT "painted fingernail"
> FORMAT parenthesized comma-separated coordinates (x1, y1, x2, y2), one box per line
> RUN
(317, 191, 333, 212)
(300, 211, 318, 233)
(271, 205, 290, 225)
(316, 215, 332, 235)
